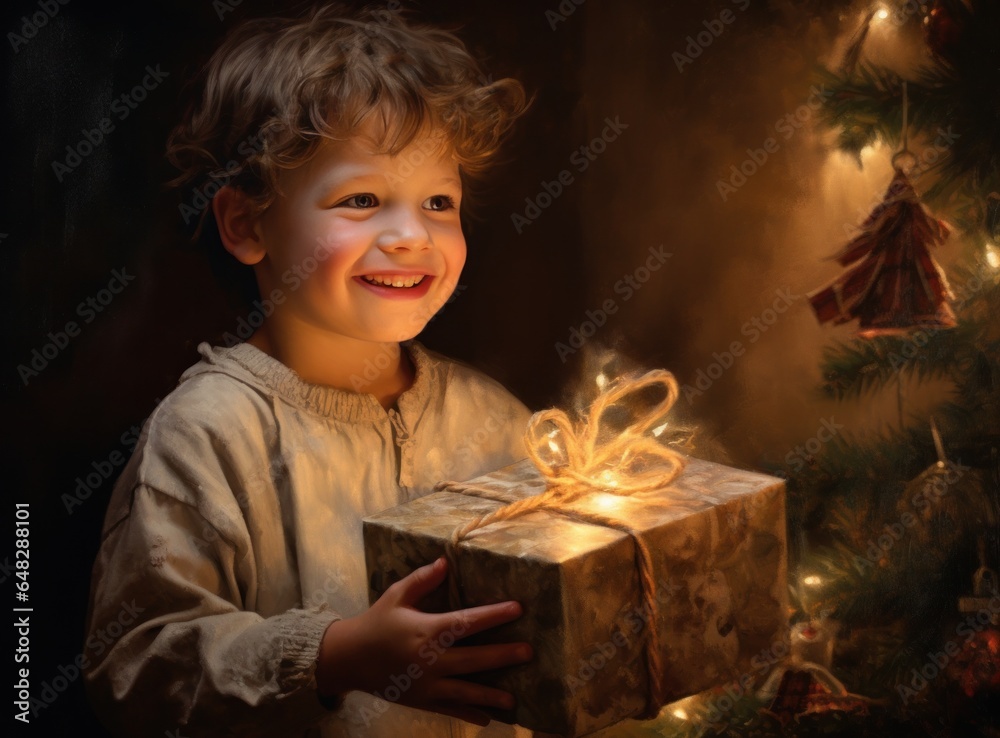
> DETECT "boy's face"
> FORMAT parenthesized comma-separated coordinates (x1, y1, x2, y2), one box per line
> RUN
(251, 129, 466, 345)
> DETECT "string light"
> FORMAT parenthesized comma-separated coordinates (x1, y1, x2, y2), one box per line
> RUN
(598, 470, 620, 489)
(874, 5, 890, 21)
(985, 243, 1000, 269)
(803, 575, 823, 587)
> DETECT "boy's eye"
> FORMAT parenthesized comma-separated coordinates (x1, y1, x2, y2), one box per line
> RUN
(424, 195, 457, 212)
(339, 194, 379, 209)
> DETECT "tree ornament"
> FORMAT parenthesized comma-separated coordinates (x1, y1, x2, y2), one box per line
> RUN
(898, 422, 991, 547)
(923, 0, 970, 65)
(945, 542, 1000, 717)
(757, 620, 873, 724)
(809, 82, 956, 337)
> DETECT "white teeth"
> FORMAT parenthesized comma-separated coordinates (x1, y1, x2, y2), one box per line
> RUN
(362, 274, 425, 288)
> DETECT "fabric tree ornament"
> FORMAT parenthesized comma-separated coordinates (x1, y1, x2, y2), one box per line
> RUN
(809, 167, 957, 337)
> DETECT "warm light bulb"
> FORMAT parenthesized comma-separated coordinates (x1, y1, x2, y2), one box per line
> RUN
(665, 697, 697, 721)
(875, 6, 889, 21)
(596, 372, 608, 389)
(803, 575, 822, 587)
(593, 492, 623, 510)
(985, 243, 1000, 269)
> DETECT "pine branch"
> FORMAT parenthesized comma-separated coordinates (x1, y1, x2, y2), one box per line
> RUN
(816, 2, 1000, 217)
(819, 332, 967, 401)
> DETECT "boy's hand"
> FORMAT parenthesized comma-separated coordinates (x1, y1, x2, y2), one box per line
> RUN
(316, 557, 533, 727)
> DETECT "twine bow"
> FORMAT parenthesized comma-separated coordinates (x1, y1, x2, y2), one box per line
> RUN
(437, 369, 688, 715)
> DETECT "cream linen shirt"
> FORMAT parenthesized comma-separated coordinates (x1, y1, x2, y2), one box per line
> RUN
(83, 340, 545, 738)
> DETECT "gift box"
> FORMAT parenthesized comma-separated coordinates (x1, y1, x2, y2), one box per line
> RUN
(362, 371, 788, 737)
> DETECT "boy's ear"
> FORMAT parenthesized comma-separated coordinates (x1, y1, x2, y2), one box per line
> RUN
(212, 186, 267, 265)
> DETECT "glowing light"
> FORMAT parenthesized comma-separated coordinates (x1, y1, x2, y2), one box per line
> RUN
(858, 144, 878, 163)
(874, 6, 889, 21)
(803, 575, 822, 587)
(665, 696, 698, 721)
(547, 439, 561, 454)
(596, 373, 608, 389)
(598, 470, 620, 489)
(986, 243, 1000, 269)
(593, 493, 623, 510)
(652, 421, 668, 437)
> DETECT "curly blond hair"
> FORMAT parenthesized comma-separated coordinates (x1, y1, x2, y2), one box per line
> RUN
(167, 3, 528, 230)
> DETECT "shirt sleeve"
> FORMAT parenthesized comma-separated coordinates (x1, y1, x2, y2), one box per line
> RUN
(84, 483, 338, 738)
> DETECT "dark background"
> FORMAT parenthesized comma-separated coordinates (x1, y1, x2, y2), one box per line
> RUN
(0, 0, 919, 735)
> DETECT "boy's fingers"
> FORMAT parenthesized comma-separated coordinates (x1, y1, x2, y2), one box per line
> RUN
(426, 677, 516, 711)
(395, 557, 448, 605)
(436, 642, 533, 675)
(438, 600, 523, 639)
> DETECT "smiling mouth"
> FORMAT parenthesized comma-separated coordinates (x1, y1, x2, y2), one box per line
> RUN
(360, 274, 427, 288)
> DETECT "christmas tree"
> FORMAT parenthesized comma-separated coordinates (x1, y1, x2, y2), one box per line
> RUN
(790, 1, 1000, 734)
(597, 2, 999, 736)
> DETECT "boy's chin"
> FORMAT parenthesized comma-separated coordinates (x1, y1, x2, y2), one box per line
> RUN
(362, 327, 427, 344)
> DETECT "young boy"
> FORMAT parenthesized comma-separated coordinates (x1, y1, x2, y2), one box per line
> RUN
(83, 5, 541, 736)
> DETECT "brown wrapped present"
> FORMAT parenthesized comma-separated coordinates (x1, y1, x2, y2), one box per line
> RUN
(363, 371, 788, 736)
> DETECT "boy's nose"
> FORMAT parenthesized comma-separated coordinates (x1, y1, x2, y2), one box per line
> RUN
(376, 206, 432, 252)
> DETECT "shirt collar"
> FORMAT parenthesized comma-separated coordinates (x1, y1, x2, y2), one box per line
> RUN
(192, 339, 437, 423)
